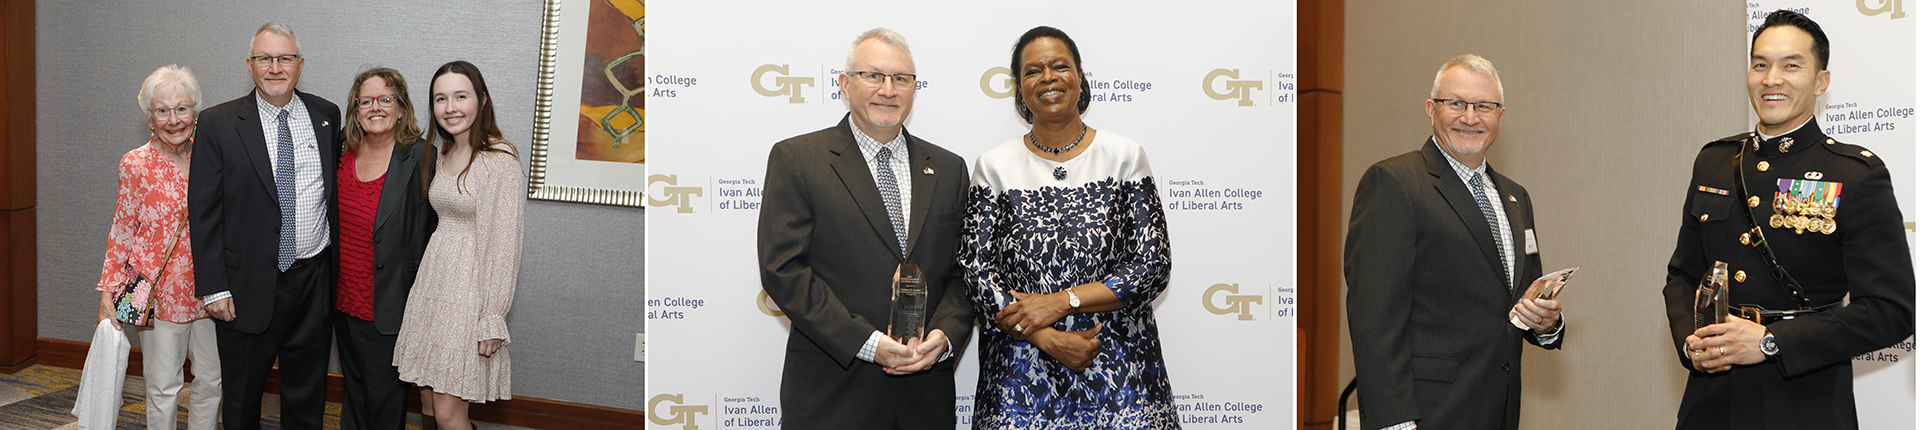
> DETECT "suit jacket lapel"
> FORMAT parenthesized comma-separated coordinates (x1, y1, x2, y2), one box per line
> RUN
(902, 134, 933, 259)
(826, 116, 905, 261)
(1422, 140, 1504, 284)
(235, 93, 277, 196)
(372, 139, 419, 229)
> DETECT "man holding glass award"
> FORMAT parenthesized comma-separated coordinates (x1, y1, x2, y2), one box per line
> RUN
(756, 28, 975, 429)
(1345, 54, 1567, 430)
(1662, 10, 1915, 429)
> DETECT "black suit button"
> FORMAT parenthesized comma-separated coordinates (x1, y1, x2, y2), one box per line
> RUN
(374, 237, 382, 244)
(1501, 362, 1510, 372)
(376, 264, 384, 270)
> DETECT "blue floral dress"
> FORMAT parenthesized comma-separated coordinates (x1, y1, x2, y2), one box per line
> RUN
(960, 131, 1178, 429)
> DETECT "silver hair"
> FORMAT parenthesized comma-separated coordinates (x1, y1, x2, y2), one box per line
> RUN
(250, 21, 301, 54)
(1429, 54, 1504, 103)
(137, 64, 202, 116)
(843, 27, 911, 73)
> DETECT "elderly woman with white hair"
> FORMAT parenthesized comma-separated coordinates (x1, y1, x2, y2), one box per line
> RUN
(95, 64, 221, 430)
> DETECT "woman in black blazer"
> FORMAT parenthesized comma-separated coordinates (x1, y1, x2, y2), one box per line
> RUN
(333, 67, 438, 430)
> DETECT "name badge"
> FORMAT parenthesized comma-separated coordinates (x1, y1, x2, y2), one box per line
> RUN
(1524, 229, 1539, 255)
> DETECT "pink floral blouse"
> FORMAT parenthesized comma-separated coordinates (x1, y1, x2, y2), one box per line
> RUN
(97, 141, 207, 323)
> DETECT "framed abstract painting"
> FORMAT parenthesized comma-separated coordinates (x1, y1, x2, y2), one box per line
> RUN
(529, 0, 645, 206)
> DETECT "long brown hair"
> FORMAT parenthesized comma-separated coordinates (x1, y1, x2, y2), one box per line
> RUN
(428, 60, 515, 192)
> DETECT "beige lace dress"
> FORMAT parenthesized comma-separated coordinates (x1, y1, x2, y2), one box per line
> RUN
(393, 146, 526, 402)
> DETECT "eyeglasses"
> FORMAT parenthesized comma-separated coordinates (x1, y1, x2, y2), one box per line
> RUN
(148, 104, 194, 120)
(357, 95, 398, 110)
(249, 54, 302, 67)
(849, 71, 917, 88)
(1431, 98, 1504, 115)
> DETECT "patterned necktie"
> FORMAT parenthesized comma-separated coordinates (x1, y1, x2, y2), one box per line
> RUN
(275, 109, 295, 271)
(1468, 172, 1510, 286)
(875, 147, 906, 255)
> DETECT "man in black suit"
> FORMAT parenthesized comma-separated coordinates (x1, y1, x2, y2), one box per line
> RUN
(1664, 10, 1913, 429)
(756, 27, 974, 429)
(188, 21, 340, 430)
(1344, 54, 1565, 430)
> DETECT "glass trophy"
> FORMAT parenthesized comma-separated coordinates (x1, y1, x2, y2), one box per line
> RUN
(1694, 261, 1730, 331)
(1510, 267, 1580, 329)
(887, 263, 927, 343)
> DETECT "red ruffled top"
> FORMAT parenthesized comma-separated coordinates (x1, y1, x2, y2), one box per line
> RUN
(336, 150, 384, 321)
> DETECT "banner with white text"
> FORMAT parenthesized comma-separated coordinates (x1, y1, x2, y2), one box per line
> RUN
(644, 1, 1297, 429)
(1750, 2, 1916, 428)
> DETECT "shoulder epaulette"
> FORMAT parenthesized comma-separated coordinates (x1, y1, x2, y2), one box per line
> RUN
(1817, 137, 1885, 168)
(1713, 131, 1755, 144)
(1702, 131, 1753, 151)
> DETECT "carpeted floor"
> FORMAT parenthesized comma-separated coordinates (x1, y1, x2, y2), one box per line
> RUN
(0, 365, 531, 430)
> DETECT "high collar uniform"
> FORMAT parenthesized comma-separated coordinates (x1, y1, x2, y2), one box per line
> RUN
(1663, 118, 1916, 430)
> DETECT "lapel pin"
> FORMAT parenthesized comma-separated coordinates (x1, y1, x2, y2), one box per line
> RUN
(321, 121, 329, 127)
(923, 167, 934, 175)
(1508, 195, 1517, 202)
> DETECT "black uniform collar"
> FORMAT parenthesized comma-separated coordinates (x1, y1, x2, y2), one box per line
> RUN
(1753, 117, 1826, 159)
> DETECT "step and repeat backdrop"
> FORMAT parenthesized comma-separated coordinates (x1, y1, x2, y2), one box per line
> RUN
(1749, 2, 1917, 428)
(644, 1, 1297, 429)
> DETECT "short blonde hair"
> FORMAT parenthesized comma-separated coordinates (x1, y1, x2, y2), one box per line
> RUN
(1429, 54, 1503, 103)
(137, 64, 202, 116)
(844, 27, 911, 73)
(251, 21, 301, 54)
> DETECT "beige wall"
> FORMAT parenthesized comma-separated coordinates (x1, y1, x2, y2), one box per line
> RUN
(1336, 2, 1749, 428)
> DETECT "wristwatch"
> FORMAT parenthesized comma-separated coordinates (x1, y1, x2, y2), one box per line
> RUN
(1760, 331, 1779, 357)
(1066, 287, 1082, 312)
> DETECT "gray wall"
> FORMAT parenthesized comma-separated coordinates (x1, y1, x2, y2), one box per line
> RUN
(35, 1, 643, 410)
(1337, 1, 1746, 428)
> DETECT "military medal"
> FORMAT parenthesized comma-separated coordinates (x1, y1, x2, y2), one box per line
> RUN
(1770, 191, 1790, 228)
(1774, 178, 1843, 235)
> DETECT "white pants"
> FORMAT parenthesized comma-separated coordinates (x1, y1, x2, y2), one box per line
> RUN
(135, 318, 221, 430)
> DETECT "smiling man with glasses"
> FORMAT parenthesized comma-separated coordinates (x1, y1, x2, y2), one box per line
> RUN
(755, 27, 974, 430)
(188, 20, 343, 430)
(1346, 54, 1565, 430)
(1662, 10, 1914, 430)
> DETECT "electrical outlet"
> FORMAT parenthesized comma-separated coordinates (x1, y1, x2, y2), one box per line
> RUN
(635, 333, 646, 362)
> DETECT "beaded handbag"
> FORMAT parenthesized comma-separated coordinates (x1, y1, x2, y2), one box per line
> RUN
(111, 211, 187, 328)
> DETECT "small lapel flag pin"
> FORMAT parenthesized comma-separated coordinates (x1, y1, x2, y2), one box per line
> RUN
(924, 167, 934, 175)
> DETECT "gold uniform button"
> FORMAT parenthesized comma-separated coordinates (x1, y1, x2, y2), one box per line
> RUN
(1825, 138, 1835, 145)
(1734, 270, 1747, 283)
(1739, 232, 1751, 245)
(1748, 196, 1760, 207)
(1862, 150, 1875, 158)
(1757, 161, 1770, 172)
(1700, 213, 1710, 222)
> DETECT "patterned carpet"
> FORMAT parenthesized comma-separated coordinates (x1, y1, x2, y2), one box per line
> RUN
(0, 365, 529, 430)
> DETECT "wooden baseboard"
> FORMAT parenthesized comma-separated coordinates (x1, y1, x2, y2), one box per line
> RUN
(35, 338, 641, 429)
